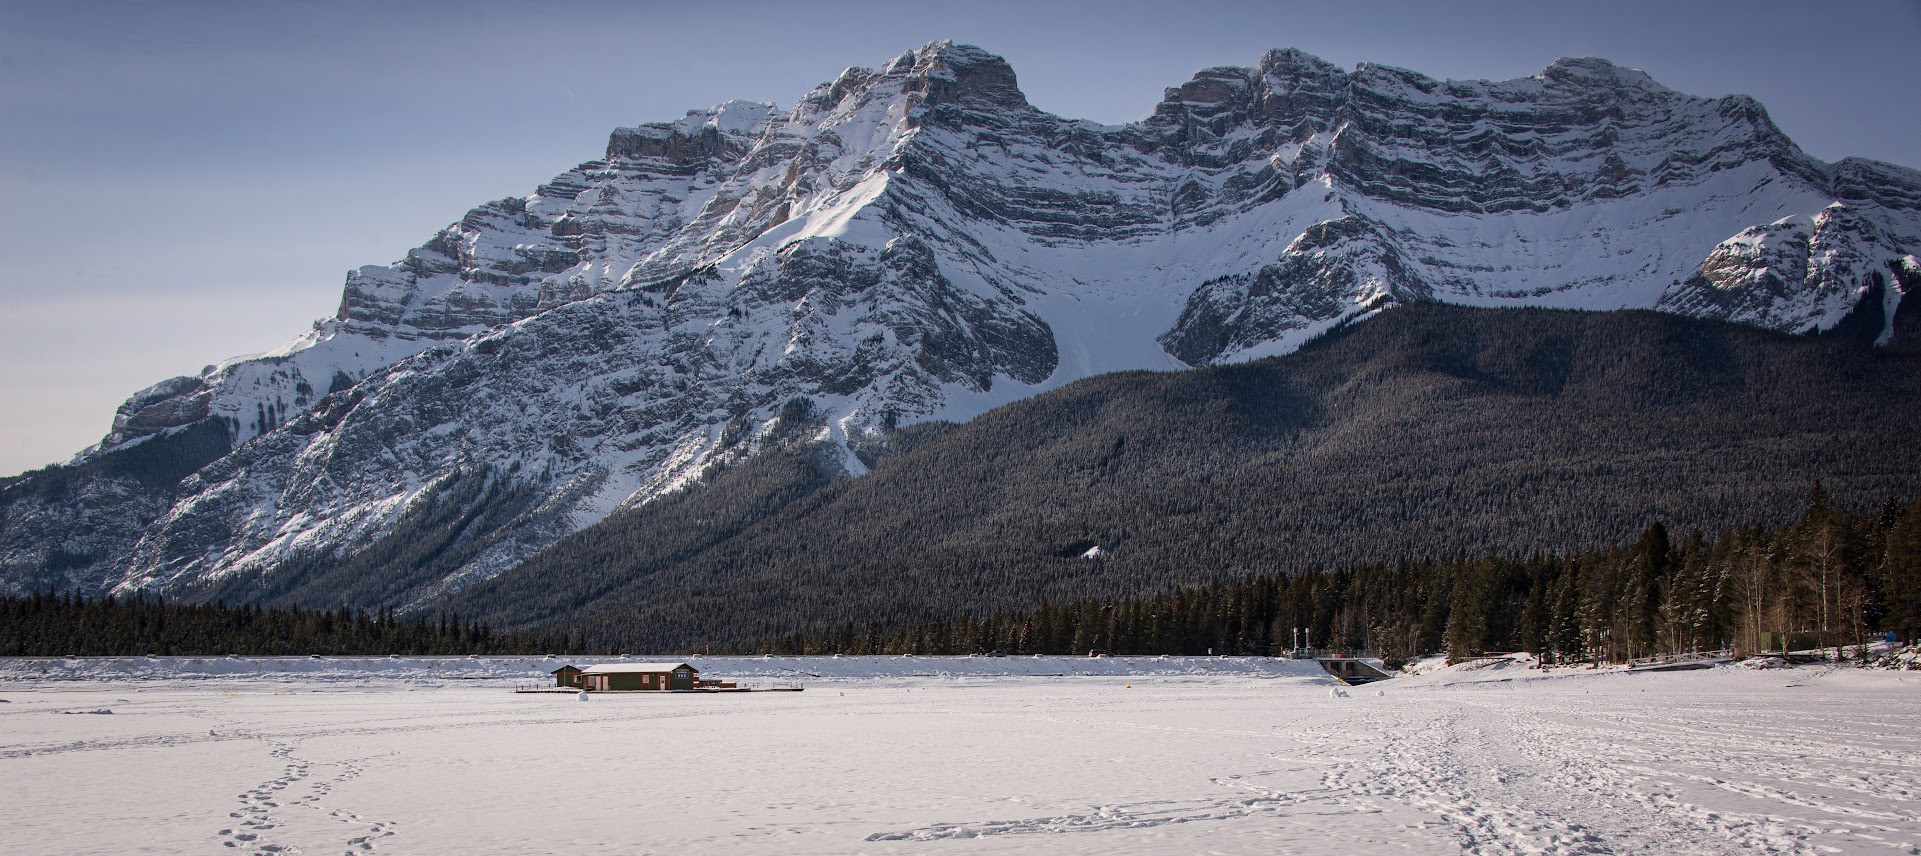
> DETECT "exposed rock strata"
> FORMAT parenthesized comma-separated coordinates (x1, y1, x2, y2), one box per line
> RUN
(4, 41, 1917, 604)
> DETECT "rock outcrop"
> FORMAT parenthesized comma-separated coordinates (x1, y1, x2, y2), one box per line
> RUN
(4, 41, 1917, 605)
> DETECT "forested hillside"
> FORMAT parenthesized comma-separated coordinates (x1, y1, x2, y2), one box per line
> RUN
(760, 493, 1921, 664)
(17, 42, 1921, 608)
(433, 304, 1921, 652)
(0, 594, 566, 657)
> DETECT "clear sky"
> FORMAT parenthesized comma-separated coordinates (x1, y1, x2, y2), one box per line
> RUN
(3, 0, 1919, 477)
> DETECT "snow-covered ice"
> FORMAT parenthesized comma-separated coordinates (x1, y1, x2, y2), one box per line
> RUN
(2, 656, 1917, 855)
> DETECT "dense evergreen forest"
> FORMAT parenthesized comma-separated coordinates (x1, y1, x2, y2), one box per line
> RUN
(8, 492, 1917, 661)
(19, 306, 1915, 657)
(440, 306, 1921, 652)
(0, 594, 568, 656)
(757, 490, 1921, 665)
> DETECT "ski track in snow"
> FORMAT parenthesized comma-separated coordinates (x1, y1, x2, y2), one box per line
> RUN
(863, 672, 1921, 855)
(4, 659, 1919, 855)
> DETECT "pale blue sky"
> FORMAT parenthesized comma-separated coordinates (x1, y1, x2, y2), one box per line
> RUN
(3, 0, 1919, 476)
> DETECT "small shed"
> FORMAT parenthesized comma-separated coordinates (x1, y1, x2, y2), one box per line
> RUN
(577, 662, 699, 692)
(551, 665, 584, 688)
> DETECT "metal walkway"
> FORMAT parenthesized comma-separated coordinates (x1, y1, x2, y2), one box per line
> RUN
(1317, 658, 1394, 685)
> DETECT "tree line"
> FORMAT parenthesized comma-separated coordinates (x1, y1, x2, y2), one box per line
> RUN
(754, 488, 1921, 664)
(0, 593, 571, 656)
(8, 488, 1917, 661)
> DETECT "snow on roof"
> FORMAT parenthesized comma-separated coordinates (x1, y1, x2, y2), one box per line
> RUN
(579, 663, 697, 674)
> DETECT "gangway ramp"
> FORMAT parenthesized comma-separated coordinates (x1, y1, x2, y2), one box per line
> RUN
(1318, 658, 1394, 685)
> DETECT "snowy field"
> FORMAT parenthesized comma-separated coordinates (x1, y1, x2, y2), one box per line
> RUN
(2, 656, 1917, 856)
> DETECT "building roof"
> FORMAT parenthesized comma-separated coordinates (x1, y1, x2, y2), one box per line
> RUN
(579, 662, 697, 674)
(551, 665, 583, 673)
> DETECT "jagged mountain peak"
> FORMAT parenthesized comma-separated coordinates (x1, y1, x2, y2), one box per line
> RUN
(1537, 56, 1664, 90)
(4, 41, 1918, 610)
(604, 100, 776, 166)
(1257, 47, 1344, 74)
(804, 40, 1030, 121)
(613, 100, 777, 146)
(883, 39, 1019, 83)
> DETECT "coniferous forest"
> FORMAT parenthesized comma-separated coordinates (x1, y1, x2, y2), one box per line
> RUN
(443, 306, 1921, 653)
(757, 490, 1921, 665)
(0, 595, 568, 657)
(6, 306, 1920, 658)
(6, 491, 1917, 661)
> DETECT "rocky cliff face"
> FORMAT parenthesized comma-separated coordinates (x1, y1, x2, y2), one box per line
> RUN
(5, 41, 1918, 604)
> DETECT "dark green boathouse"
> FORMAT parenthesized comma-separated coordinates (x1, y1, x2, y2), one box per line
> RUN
(553, 662, 699, 692)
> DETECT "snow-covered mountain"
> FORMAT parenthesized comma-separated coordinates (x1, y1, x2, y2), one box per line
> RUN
(5, 41, 1918, 602)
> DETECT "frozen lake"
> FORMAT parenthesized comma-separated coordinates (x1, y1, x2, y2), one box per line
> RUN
(2, 656, 1917, 855)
